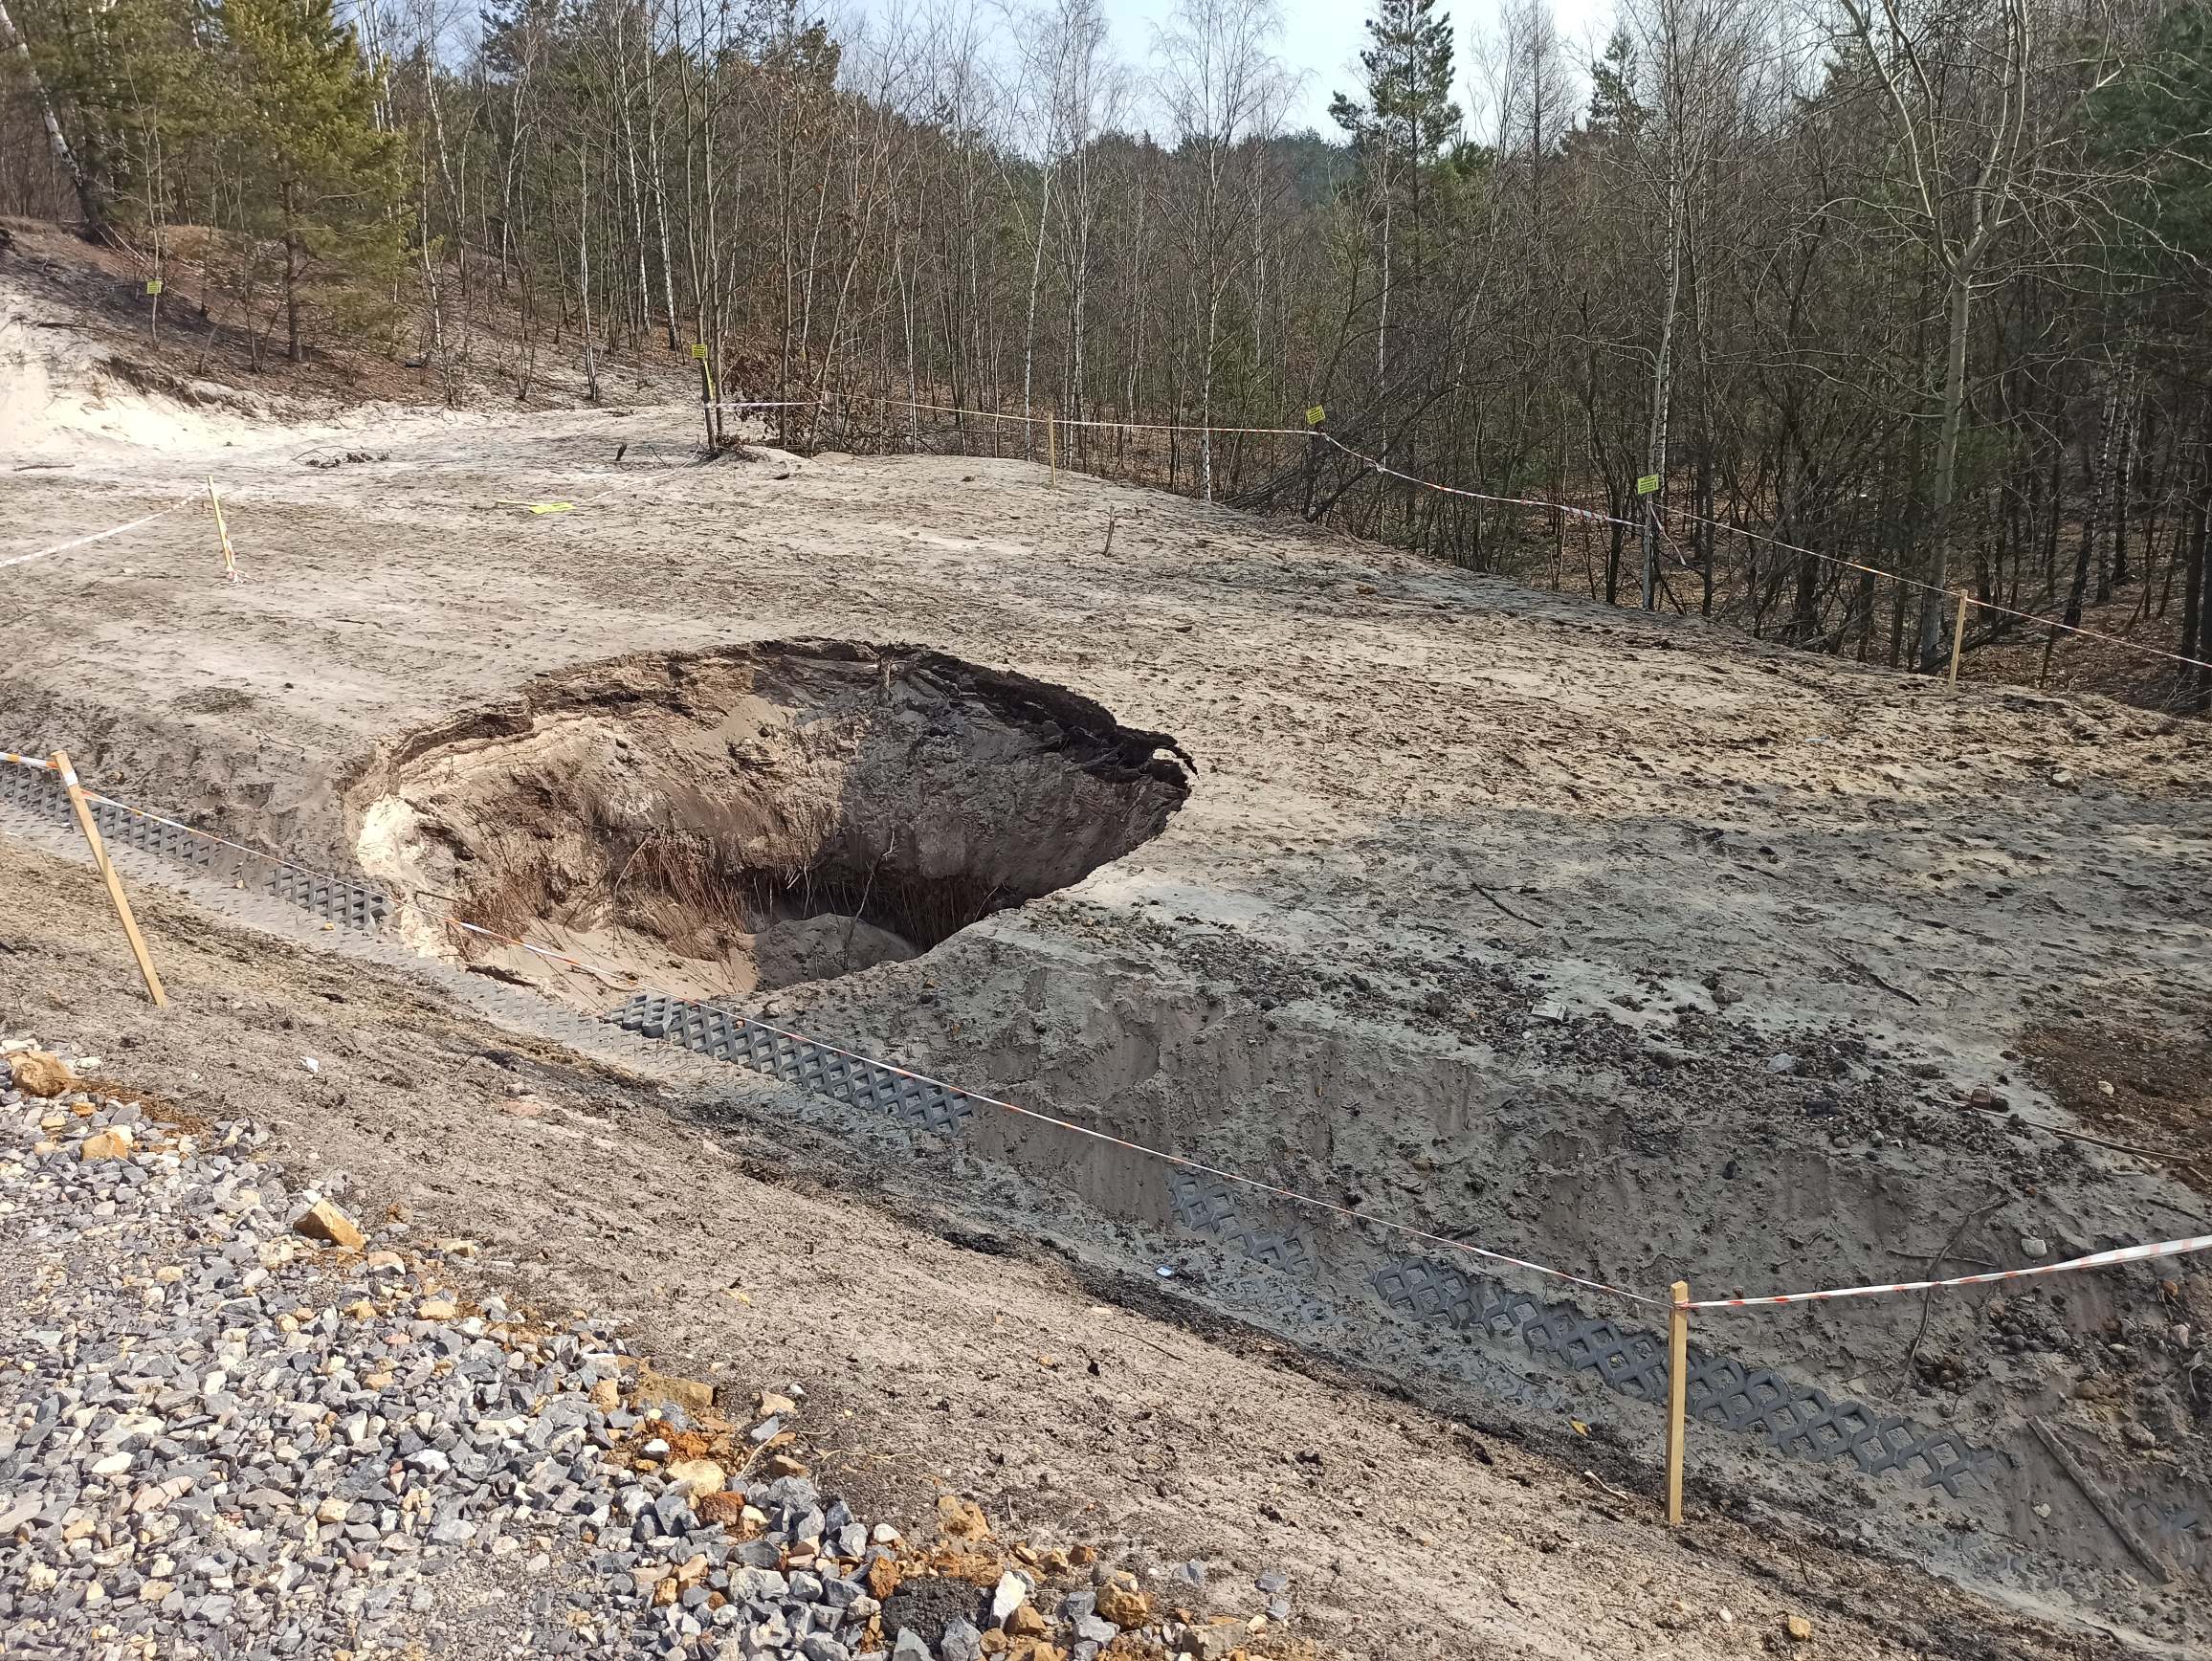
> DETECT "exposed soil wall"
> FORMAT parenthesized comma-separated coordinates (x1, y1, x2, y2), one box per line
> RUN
(348, 642, 1191, 1000)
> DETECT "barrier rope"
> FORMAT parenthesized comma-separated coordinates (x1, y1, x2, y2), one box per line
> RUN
(11, 739, 2205, 1318)
(1318, 432, 1638, 531)
(1689, 1233, 2212, 1310)
(2, 754, 635, 986)
(0, 497, 195, 572)
(852, 395, 1315, 440)
(817, 396, 2211, 675)
(1679, 510, 2212, 675)
(1308, 431, 2212, 676)
(711, 1007, 1664, 1308)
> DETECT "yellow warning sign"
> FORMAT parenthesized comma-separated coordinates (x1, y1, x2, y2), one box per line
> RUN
(1305, 405, 1326, 426)
(690, 343, 709, 359)
(1636, 473, 1661, 496)
(145, 278, 163, 296)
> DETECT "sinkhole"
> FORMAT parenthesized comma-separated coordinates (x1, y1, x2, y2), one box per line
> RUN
(352, 641, 1191, 1000)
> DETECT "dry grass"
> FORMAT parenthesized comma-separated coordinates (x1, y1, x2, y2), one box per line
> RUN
(77, 1074, 214, 1139)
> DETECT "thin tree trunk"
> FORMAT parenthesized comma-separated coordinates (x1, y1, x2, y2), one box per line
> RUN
(0, 0, 100, 231)
(577, 146, 597, 400)
(1642, 169, 1684, 611)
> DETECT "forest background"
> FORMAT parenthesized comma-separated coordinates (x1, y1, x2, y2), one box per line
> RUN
(3, 0, 2209, 703)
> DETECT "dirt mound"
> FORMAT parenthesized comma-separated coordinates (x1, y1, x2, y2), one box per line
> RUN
(351, 641, 1192, 1000)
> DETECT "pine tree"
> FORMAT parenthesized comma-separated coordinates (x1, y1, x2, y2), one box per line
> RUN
(1329, 0, 1461, 415)
(1586, 29, 1644, 140)
(1328, 0, 1459, 166)
(215, 0, 404, 361)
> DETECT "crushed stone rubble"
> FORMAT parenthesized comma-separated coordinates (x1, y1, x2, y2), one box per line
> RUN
(0, 1042, 1296, 1660)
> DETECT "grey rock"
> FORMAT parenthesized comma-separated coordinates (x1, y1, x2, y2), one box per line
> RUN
(730, 1567, 788, 1601)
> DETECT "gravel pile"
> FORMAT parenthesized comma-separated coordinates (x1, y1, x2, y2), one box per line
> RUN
(0, 1041, 1291, 1661)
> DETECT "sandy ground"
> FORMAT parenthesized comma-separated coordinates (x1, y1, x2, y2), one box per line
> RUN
(3, 259, 2211, 1651)
(0, 833, 2125, 1661)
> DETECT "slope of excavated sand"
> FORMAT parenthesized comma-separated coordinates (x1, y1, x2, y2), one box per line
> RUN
(3, 390, 2209, 1647)
(0, 832, 2120, 1661)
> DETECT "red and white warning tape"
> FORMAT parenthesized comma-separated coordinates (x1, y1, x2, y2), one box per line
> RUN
(1688, 1233, 2212, 1310)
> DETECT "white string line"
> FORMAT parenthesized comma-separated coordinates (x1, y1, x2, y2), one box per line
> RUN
(0, 498, 195, 572)
(860, 398, 2209, 675)
(1681, 511, 2212, 674)
(446, 919, 634, 985)
(1689, 1233, 2212, 1310)
(1319, 433, 1639, 530)
(798, 395, 2212, 677)
(3, 756, 638, 985)
(1314, 432, 2212, 676)
(712, 1004, 1663, 1308)
(12, 739, 2203, 1318)
(825, 393, 1314, 439)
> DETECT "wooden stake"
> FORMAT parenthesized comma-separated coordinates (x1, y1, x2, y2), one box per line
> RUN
(1946, 589, 1970, 686)
(1047, 411, 1058, 487)
(206, 478, 236, 581)
(53, 749, 166, 1008)
(1665, 1278, 1690, 1525)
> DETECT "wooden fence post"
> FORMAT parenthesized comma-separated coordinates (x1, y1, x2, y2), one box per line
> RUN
(206, 478, 237, 581)
(1047, 411, 1058, 488)
(1666, 1278, 1691, 1525)
(1947, 590, 1970, 687)
(52, 749, 166, 1008)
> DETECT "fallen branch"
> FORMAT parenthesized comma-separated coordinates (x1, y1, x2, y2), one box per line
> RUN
(1825, 949, 1922, 1006)
(1893, 1190, 2008, 1397)
(2031, 1419, 2172, 1584)
(1956, 1100, 2196, 1166)
(1470, 881, 1540, 927)
(1581, 1468, 1636, 1507)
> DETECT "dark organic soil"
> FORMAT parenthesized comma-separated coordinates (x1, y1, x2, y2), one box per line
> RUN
(2021, 1018, 2212, 1195)
(879, 1574, 988, 1647)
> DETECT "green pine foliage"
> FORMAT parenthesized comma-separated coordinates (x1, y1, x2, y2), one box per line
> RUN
(213, 0, 405, 359)
(1329, 0, 1460, 165)
(2089, 3, 2212, 290)
(4, 0, 402, 362)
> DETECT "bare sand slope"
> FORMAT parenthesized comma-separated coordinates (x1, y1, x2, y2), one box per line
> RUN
(0, 831, 2125, 1661)
(3, 378, 2209, 1648)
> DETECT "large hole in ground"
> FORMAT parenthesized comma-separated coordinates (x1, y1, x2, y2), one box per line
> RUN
(353, 641, 1191, 999)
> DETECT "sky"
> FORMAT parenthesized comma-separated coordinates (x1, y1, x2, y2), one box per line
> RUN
(1098, 0, 1615, 136)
